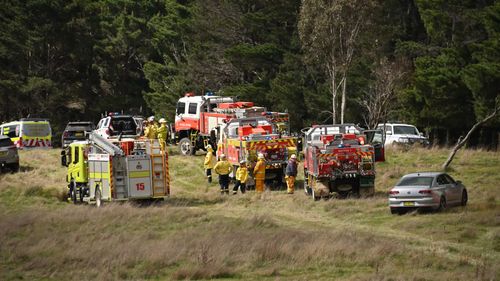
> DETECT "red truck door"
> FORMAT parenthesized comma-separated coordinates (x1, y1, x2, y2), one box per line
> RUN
(364, 129, 385, 162)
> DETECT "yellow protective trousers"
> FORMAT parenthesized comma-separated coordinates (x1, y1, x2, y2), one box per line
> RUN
(255, 179, 265, 193)
(286, 176, 296, 194)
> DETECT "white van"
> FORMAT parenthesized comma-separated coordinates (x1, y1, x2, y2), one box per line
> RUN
(0, 118, 52, 149)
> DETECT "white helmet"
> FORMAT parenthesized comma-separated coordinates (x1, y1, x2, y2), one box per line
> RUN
(148, 116, 155, 122)
(290, 154, 297, 159)
(159, 118, 166, 123)
(220, 154, 226, 159)
(258, 153, 265, 159)
(205, 144, 212, 150)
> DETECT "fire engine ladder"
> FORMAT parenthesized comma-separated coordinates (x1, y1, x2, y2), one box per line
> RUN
(146, 140, 169, 197)
(112, 159, 128, 199)
(190, 131, 198, 147)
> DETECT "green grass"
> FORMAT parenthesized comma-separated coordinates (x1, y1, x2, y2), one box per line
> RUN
(0, 146, 498, 280)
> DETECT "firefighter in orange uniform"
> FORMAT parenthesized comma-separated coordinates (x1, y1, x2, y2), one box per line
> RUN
(285, 154, 298, 194)
(254, 153, 266, 193)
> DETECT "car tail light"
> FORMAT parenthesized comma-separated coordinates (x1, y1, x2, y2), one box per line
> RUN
(105, 129, 110, 135)
(419, 189, 432, 194)
(63, 131, 69, 138)
(389, 190, 399, 195)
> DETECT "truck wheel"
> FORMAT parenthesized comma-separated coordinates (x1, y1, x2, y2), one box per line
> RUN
(179, 138, 195, 156)
(312, 188, 320, 201)
(70, 181, 77, 204)
(9, 163, 20, 173)
(95, 186, 102, 208)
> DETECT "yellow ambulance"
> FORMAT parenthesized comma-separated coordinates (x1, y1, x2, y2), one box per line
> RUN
(0, 118, 52, 149)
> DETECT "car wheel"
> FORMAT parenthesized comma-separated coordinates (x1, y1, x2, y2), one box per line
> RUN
(461, 190, 468, 206)
(438, 196, 446, 212)
(179, 138, 194, 156)
(95, 186, 102, 208)
(9, 163, 19, 173)
(70, 181, 77, 204)
(390, 208, 400, 215)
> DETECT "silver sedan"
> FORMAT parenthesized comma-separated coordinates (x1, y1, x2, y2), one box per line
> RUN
(388, 172, 468, 214)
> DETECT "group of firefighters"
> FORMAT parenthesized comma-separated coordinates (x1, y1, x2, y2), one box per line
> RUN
(204, 144, 298, 195)
(142, 116, 168, 150)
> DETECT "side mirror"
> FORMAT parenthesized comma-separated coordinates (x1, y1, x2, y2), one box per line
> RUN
(419, 132, 424, 137)
(386, 131, 392, 135)
(60, 150, 67, 167)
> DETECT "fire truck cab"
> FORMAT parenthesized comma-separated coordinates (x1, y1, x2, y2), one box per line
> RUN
(303, 124, 384, 200)
(174, 93, 268, 155)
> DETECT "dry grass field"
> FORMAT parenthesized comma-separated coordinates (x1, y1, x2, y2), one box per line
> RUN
(0, 146, 499, 280)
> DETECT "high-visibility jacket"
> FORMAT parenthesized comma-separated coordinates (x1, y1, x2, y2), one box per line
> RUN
(204, 149, 215, 169)
(157, 124, 167, 140)
(236, 166, 248, 183)
(214, 160, 233, 175)
(253, 159, 266, 180)
(145, 124, 157, 139)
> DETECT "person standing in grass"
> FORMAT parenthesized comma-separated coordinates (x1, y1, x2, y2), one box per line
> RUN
(214, 154, 233, 194)
(204, 145, 216, 183)
(254, 153, 266, 193)
(285, 154, 298, 194)
(233, 160, 248, 194)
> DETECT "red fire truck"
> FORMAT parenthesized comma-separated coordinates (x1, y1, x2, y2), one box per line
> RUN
(173, 93, 293, 156)
(302, 124, 384, 200)
(217, 116, 298, 189)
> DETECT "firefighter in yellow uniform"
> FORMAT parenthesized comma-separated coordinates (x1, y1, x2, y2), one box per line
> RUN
(253, 153, 266, 193)
(157, 118, 168, 151)
(145, 116, 157, 140)
(204, 145, 215, 183)
(233, 160, 248, 194)
(213, 154, 233, 194)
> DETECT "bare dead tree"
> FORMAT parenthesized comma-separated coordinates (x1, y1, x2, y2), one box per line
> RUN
(299, 0, 373, 124)
(360, 58, 406, 129)
(442, 100, 500, 170)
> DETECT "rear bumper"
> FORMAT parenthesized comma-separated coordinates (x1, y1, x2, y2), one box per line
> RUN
(389, 197, 439, 208)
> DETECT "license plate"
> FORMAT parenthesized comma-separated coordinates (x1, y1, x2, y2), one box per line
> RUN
(403, 202, 415, 206)
(75, 132, 84, 137)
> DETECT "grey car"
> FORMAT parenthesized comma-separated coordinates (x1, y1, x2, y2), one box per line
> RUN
(0, 135, 19, 172)
(389, 172, 468, 214)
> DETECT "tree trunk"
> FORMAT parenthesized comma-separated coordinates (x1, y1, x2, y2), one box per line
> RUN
(340, 74, 347, 124)
(331, 74, 337, 124)
(443, 107, 499, 170)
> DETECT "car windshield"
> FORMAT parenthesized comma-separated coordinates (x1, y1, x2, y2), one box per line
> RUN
(393, 126, 418, 135)
(397, 176, 433, 187)
(0, 137, 14, 147)
(67, 125, 92, 131)
(110, 117, 137, 135)
(22, 123, 51, 136)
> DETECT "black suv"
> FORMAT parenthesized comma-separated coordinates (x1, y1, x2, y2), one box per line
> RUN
(61, 121, 95, 147)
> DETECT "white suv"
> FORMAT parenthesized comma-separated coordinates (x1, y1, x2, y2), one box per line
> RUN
(95, 114, 139, 139)
(377, 123, 429, 146)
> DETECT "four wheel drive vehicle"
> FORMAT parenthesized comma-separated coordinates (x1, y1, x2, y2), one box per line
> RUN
(302, 124, 385, 200)
(95, 114, 139, 139)
(388, 172, 467, 214)
(60, 132, 170, 206)
(217, 117, 298, 189)
(61, 121, 95, 147)
(0, 118, 52, 149)
(377, 123, 429, 146)
(0, 135, 19, 172)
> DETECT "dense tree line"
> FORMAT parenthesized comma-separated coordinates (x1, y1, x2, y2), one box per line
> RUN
(0, 0, 498, 148)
